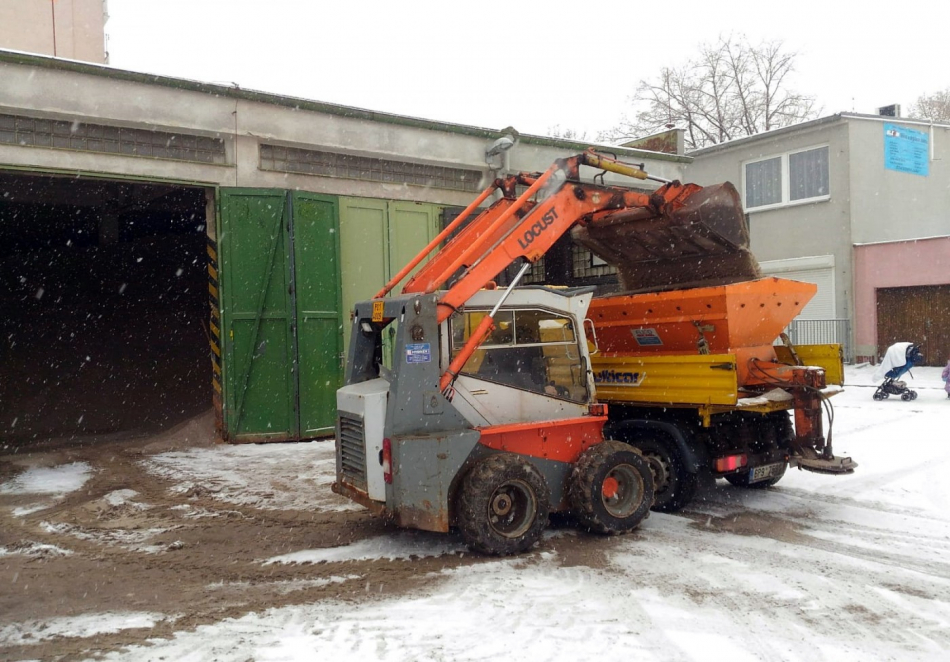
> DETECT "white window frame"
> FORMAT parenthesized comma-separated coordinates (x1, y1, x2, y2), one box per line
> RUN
(741, 144, 830, 213)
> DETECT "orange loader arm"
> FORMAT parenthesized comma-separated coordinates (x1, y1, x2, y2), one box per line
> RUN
(375, 150, 699, 324)
(369, 150, 714, 396)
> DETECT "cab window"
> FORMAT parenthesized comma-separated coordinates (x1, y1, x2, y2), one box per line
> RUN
(451, 308, 587, 401)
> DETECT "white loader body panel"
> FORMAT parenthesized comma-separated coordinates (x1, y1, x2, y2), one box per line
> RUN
(450, 376, 589, 426)
(337, 378, 389, 502)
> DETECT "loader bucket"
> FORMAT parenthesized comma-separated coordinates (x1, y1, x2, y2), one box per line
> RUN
(571, 182, 760, 293)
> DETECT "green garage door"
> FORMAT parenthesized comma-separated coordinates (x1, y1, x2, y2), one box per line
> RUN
(339, 198, 441, 355)
(293, 193, 343, 436)
(218, 189, 341, 441)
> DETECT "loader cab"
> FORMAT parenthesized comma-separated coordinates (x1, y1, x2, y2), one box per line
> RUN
(442, 286, 598, 427)
(450, 307, 588, 400)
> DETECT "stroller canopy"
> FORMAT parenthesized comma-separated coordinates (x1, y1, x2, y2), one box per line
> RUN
(873, 342, 919, 381)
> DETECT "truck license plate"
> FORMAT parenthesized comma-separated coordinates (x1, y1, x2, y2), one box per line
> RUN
(749, 462, 784, 483)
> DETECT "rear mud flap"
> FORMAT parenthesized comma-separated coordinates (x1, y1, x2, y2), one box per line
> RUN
(792, 455, 858, 475)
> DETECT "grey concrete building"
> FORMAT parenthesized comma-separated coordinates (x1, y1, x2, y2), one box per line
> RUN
(687, 113, 950, 366)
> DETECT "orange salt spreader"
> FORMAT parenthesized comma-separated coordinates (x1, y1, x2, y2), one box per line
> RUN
(589, 277, 817, 386)
(575, 199, 855, 479)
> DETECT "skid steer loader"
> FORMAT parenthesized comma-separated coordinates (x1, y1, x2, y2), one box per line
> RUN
(333, 150, 852, 554)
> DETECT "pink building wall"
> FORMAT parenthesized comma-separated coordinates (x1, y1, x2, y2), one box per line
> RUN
(853, 236, 950, 362)
(0, 0, 106, 64)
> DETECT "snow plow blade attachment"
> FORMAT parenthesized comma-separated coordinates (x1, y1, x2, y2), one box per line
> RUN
(572, 182, 760, 293)
(792, 455, 858, 475)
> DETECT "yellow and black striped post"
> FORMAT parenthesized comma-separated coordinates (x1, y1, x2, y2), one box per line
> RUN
(207, 237, 223, 437)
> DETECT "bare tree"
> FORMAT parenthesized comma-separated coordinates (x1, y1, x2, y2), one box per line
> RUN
(600, 36, 818, 150)
(909, 89, 950, 123)
(547, 125, 589, 141)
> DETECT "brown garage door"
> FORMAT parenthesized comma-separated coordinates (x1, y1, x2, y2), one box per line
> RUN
(877, 285, 950, 366)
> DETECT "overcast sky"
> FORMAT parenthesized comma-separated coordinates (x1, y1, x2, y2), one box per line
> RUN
(106, 0, 950, 139)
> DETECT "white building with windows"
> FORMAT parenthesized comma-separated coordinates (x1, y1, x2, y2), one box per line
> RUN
(687, 113, 950, 366)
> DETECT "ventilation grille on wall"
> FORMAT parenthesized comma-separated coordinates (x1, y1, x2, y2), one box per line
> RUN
(259, 144, 482, 192)
(0, 113, 226, 164)
(521, 258, 546, 284)
(572, 245, 618, 279)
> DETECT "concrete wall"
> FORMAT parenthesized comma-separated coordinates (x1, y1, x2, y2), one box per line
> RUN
(686, 120, 853, 320)
(847, 119, 950, 244)
(852, 237, 950, 360)
(0, 0, 106, 63)
(0, 53, 688, 206)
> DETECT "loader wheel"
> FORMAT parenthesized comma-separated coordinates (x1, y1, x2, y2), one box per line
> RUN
(569, 441, 654, 535)
(456, 453, 550, 556)
(633, 438, 698, 513)
(724, 463, 787, 489)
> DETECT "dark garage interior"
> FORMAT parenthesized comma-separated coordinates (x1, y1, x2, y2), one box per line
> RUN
(0, 173, 211, 445)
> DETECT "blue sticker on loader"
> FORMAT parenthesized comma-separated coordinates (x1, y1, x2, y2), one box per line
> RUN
(406, 343, 431, 363)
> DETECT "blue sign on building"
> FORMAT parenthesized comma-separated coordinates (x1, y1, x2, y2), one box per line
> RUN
(884, 123, 929, 176)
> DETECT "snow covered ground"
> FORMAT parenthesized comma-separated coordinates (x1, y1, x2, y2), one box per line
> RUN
(1, 461, 94, 516)
(105, 366, 950, 661)
(0, 613, 169, 648)
(3, 365, 949, 661)
(143, 440, 359, 513)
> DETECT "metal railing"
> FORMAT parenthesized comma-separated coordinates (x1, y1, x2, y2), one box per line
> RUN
(785, 318, 853, 363)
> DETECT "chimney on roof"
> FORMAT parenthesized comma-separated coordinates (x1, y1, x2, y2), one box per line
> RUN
(877, 104, 901, 118)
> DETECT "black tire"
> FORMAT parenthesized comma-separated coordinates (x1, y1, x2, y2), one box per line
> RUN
(901, 392, 913, 401)
(456, 453, 550, 556)
(569, 441, 654, 535)
(724, 462, 787, 489)
(632, 438, 698, 513)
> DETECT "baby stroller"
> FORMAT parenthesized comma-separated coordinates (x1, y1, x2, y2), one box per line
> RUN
(873, 342, 923, 401)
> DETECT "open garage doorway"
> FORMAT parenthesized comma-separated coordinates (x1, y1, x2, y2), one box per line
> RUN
(0, 172, 213, 446)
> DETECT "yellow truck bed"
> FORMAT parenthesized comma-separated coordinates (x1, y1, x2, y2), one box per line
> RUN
(591, 344, 844, 416)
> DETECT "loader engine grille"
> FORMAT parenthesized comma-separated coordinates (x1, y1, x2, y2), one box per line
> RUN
(338, 413, 367, 490)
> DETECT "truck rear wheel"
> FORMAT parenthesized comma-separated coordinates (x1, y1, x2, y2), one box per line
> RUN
(569, 441, 654, 535)
(634, 438, 698, 513)
(456, 453, 550, 556)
